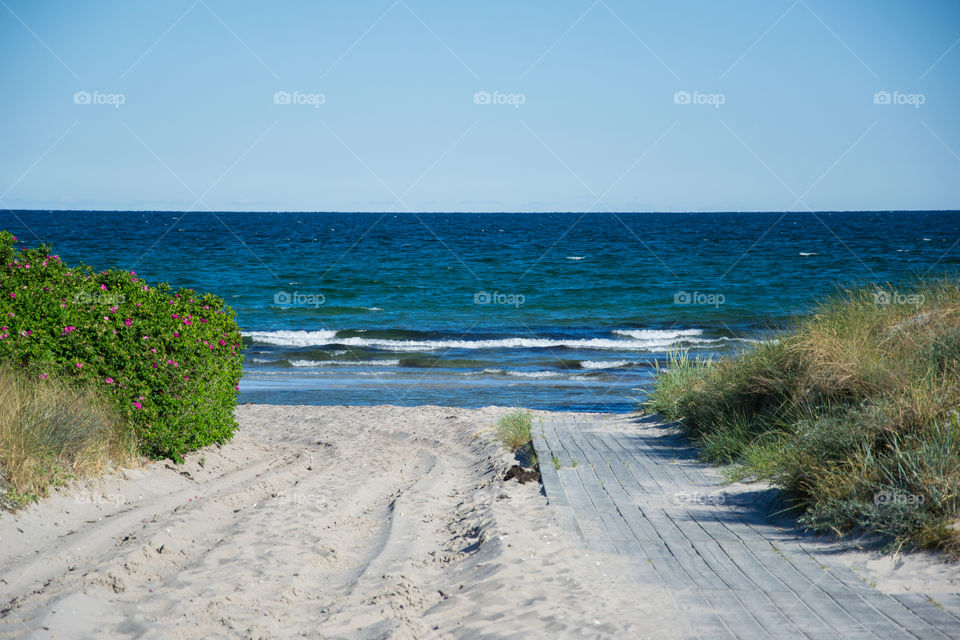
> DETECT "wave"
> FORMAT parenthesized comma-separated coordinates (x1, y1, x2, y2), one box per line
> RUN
(579, 360, 641, 370)
(505, 370, 565, 379)
(243, 328, 760, 353)
(246, 331, 707, 351)
(290, 359, 400, 367)
(566, 256, 586, 260)
(799, 252, 818, 256)
(612, 329, 702, 340)
(475, 368, 588, 380)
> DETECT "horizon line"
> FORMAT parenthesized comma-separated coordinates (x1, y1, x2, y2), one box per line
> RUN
(5, 208, 960, 215)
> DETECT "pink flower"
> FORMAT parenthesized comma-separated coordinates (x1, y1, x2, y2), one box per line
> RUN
(173, 332, 179, 338)
(184, 376, 190, 381)
(219, 339, 226, 346)
(105, 377, 114, 384)
(75, 362, 83, 369)
(100, 284, 107, 291)
(124, 319, 133, 326)
(172, 314, 178, 319)
(40, 373, 47, 380)
(132, 401, 142, 410)
(8, 293, 14, 299)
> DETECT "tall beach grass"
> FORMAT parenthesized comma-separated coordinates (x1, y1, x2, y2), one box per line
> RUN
(646, 279, 960, 553)
(0, 367, 137, 509)
(496, 407, 533, 452)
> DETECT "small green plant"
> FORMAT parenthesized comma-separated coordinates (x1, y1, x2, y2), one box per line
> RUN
(495, 407, 533, 452)
(552, 455, 560, 470)
(0, 231, 244, 460)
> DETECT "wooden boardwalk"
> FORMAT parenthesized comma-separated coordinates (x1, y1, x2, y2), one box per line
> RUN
(532, 414, 960, 639)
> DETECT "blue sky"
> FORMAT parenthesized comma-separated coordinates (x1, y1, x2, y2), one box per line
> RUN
(0, 0, 957, 212)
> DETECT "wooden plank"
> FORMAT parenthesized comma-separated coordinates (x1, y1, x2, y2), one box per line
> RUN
(531, 428, 569, 508)
(893, 595, 960, 640)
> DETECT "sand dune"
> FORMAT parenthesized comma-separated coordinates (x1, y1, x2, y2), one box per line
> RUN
(0, 405, 680, 639)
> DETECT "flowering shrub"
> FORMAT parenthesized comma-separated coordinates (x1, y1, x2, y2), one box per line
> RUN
(0, 231, 244, 460)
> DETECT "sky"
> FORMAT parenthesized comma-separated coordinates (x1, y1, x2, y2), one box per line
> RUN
(0, 0, 958, 213)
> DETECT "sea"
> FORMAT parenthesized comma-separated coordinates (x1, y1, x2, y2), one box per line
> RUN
(3, 211, 958, 412)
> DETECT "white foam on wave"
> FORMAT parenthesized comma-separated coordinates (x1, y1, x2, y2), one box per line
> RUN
(249, 331, 691, 351)
(566, 256, 586, 260)
(580, 360, 639, 370)
(466, 368, 573, 379)
(799, 252, 818, 256)
(290, 358, 400, 367)
(612, 329, 702, 340)
(505, 370, 565, 379)
(247, 330, 337, 346)
(245, 327, 758, 352)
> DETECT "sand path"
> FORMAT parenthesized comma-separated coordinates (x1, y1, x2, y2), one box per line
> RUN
(0, 405, 678, 639)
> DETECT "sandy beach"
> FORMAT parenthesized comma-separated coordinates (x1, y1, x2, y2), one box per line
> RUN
(0, 405, 681, 639)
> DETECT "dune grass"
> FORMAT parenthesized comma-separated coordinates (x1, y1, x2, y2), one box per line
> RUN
(0, 367, 137, 509)
(496, 408, 533, 453)
(645, 279, 960, 553)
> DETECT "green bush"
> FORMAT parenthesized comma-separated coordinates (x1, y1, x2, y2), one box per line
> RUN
(0, 231, 244, 460)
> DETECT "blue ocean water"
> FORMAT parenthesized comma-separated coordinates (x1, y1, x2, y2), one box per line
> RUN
(3, 211, 958, 412)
